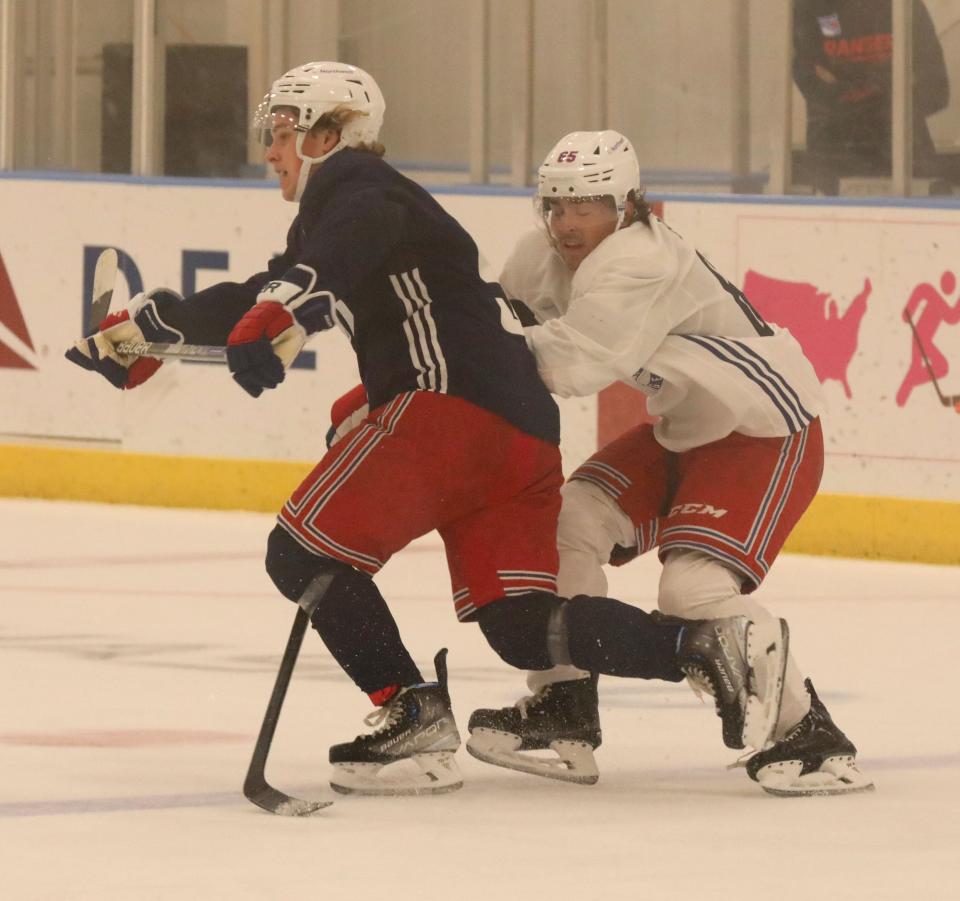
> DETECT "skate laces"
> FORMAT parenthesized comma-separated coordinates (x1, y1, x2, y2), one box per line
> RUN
(515, 685, 552, 720)
(684, 666, 716, 701)
(727, 712, 807, 771)
(781, 717, 809, 743)
(362, 692, 407, 734)
(727, 750, 756, 771)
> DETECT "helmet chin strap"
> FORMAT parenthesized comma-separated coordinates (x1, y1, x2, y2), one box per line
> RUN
(292, 130, 346, 202)
(616, 196, 631, 228)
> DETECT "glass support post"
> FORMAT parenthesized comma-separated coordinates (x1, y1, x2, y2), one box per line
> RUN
(891, 0, 913, 196)
(0, 0, 13, 170)
(767, 0, 793, 194)
(132, 0, 157, 175)
(469, 0, 490, 184)
(510, 0, 533, 187)
(731, 0, 750, 190)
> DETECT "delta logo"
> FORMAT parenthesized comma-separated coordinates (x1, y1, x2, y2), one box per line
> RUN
(0, 250, 36, 370)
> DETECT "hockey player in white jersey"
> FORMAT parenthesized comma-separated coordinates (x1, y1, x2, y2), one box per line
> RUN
(467, 130, 873, 797)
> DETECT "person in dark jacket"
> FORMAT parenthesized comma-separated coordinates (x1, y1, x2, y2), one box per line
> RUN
(66, 62, 790, 799)
(793, 0, 950, 192)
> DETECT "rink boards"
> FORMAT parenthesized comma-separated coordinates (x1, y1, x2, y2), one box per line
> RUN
(0, 173, 958, 564)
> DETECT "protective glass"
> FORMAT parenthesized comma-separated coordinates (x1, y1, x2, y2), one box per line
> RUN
(252, 97, 302, 148)
(538, 195, 619, 230)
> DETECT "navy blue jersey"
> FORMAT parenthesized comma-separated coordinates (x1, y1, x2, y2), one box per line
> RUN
(162, 150, 559, 446)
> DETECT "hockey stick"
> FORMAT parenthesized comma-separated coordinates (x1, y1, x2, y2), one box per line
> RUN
(243, 577, 336, 816)
(114, 340, 227, 362)
(88, 255, 224, 362)
(90, 248, 119, 329)
(87, 258, 224, 362)
(904, 310, 960, 409)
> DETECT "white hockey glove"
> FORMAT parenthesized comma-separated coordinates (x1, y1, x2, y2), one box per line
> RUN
(65, 289, 185, 389)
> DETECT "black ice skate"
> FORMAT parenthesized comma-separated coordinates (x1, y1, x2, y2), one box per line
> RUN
(466, 674, 602, 784)
(744, 679, 874, 796)
(328, 648, 462, 796)
(677, 615, 789, 751)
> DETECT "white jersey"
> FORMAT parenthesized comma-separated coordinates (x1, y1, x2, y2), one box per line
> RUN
(500, 220, 825, 452)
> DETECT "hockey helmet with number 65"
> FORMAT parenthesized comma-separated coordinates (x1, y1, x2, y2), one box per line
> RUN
(537, 130, 641, 225)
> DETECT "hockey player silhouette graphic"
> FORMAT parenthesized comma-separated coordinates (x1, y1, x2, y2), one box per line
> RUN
(897, 271, 960, 409)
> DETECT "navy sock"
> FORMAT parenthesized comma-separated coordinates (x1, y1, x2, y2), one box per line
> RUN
(566, 596, 685, 681)
(309, 568, 423, 695)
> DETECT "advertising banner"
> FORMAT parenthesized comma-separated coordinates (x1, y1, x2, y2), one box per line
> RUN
(0, 177, 594, 473)
(1, 177, 958, 557)
(664, 201, 960, 504)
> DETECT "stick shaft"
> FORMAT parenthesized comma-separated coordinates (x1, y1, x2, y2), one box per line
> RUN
(115, 340, 226, 362)
(243, 607, 310, 795)
(242, 573, 337, 815)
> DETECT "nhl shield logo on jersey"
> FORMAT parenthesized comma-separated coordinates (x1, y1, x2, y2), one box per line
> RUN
(631, 366, 664, 392)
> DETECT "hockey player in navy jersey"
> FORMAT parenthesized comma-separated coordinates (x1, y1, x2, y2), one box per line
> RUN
(67, 66, 790, 797)
(467, 130, 872, 797)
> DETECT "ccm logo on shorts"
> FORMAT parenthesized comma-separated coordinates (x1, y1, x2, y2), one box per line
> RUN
(667, 503, 728, 519)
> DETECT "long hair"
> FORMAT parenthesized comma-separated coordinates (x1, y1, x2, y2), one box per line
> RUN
(626, 189, 654, 226)
(311, 105, 386, 157)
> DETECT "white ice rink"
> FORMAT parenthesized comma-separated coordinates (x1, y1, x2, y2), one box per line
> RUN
(2, 497, 958, 900)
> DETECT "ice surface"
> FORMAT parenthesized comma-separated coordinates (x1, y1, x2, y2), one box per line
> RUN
(1, 498, 957, 900)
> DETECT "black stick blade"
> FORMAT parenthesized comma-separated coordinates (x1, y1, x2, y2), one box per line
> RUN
(244, 777, 332, 817)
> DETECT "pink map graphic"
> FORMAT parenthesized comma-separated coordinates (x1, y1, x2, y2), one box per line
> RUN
(742, 270, 870, 398)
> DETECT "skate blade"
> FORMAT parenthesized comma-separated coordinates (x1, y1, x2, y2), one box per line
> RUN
(757, 756, 875, 797)
(329, 751, 463, 797)
(466, 729, 599, 785)
(742, 618, 789, 751)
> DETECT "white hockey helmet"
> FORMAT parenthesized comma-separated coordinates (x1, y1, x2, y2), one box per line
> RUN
(254, 61, 386, 201)
(537, 130, 641, 225)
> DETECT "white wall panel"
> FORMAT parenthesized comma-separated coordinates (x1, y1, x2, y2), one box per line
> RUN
(2, 175, 958, 501)
(664, 198, 960, 502)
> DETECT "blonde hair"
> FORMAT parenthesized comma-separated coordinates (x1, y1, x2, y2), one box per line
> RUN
(310, 105, 386, 157)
